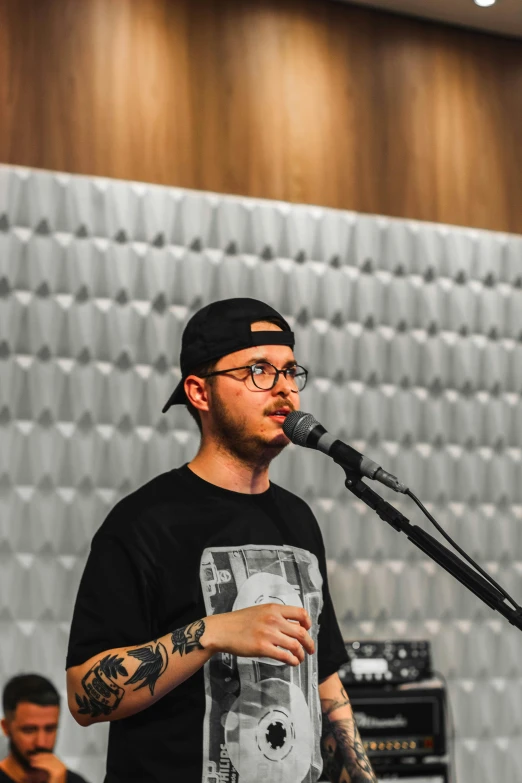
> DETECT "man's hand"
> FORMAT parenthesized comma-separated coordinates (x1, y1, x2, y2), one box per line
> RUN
(202, 603, 315, 665)
(28, 753, 67, 783)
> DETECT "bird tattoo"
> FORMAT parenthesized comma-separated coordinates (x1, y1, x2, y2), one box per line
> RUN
(124, 642, 169, 696)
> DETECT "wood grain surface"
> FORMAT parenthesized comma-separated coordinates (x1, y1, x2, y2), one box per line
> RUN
(1, 0, 521, 233)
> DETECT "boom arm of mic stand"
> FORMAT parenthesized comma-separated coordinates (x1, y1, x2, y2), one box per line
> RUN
(340, 463, 522, 632)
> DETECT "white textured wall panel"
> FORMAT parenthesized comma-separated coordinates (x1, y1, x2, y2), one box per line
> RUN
(1, 164, 522, 781)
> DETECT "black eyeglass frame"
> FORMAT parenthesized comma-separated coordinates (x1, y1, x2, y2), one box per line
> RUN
(197, 361, 308, 392)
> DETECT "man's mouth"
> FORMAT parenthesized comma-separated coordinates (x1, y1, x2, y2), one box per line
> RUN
(267, 408, 292, 421)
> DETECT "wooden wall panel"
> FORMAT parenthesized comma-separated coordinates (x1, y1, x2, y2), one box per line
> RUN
(1, 0, 522, 233)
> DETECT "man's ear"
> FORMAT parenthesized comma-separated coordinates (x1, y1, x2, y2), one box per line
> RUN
(184, 375, 211, 414)
(0, 717, 10, 737)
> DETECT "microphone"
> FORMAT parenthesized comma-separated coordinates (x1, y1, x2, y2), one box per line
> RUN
(283, 411, 408, 493)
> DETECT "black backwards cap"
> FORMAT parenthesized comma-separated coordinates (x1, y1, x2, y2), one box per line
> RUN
(162, 298, 295, 411)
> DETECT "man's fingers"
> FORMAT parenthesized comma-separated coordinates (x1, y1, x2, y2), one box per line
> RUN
(278, 605, 311, 629)
(267, 643, 302, 667)
(284, 620, 315, 654)
(30, 753, 56, 767)
(273, 632, 306, 663)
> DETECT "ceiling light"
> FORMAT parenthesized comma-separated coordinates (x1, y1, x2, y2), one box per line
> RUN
(474, 0, 496, 6)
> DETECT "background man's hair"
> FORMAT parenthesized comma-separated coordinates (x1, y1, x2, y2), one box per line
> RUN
(184, 316, 288, 432)
(2, 674, 60, 718)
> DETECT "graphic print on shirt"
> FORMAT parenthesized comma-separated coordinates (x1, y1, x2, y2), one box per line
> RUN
(199, 544, 324, 783)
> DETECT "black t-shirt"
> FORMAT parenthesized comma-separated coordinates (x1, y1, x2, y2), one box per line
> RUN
(0, 768, 89, 783)
(66, 465, 348, 783)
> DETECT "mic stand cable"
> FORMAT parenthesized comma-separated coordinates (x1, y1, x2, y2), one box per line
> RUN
(339, 463, 522, 633)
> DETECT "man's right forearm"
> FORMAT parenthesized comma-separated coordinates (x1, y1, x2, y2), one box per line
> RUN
(67, 618, 213, 726)
(67, 602, 316, 727)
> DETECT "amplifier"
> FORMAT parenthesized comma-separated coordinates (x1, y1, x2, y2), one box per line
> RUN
(339, 640, 432, 686)
(375, 761, 449, 782)
(348, 686, 446, 760)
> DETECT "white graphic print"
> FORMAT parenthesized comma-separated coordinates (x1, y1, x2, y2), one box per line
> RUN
(200, 545, 324, 783)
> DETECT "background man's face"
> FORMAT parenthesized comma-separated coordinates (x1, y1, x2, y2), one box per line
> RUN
(1, 702, 59, 770)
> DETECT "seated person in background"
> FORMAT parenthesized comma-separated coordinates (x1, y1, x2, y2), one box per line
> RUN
(0, 675, 89, 783)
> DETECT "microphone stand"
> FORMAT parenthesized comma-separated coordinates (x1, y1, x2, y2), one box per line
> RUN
(339, 463, 522, 633)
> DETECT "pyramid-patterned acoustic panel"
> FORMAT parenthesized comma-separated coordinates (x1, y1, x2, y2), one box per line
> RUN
(1, 164, 522, 782)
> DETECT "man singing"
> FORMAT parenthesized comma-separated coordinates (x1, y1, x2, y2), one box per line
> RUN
(66, 297, 377, 783)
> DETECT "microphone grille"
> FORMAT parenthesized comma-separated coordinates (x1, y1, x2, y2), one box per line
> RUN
(282, 411, 320, 446)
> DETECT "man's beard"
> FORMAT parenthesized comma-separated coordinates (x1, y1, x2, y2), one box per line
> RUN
(210, 390, 289, 468)
(9, 738, 51, 773)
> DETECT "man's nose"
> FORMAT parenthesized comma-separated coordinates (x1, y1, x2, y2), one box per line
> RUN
(35, 729, 50, 748)
(273, 371, 297, 396)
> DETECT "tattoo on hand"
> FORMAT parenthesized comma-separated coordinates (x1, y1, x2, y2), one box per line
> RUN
(171, 619, 205, 656)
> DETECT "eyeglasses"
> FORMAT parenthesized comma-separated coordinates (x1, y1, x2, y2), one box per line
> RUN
(199, 361, 308, 392)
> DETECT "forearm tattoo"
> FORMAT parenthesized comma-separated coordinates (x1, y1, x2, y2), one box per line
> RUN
(76, 654, 128, 718)
(75, 643, 169, 718)
(322, 687, 352, 717)
(171, 619, 205, 656)
(321, 687, 378, 783)
(123, 642, 169, 695)
(75, 621, 206, 719)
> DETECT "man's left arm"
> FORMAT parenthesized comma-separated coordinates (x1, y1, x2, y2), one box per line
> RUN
(319, 672, 378, 783)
